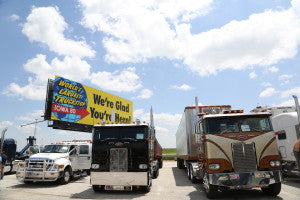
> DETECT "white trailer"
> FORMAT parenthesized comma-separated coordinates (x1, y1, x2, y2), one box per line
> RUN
(272, 112, 300, 174)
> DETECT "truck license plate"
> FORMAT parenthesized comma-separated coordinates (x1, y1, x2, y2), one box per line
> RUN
(27, 172, 39, 176)
(105, 185, 124, 191)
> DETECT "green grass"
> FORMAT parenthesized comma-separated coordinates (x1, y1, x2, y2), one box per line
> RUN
(162, 148, 176, 160)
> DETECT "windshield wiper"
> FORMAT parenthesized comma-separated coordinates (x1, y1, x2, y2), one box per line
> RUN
(100, 137, 117, 141)
(122, 138, 137, 141)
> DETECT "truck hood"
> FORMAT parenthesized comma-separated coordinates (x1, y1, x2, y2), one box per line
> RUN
(29, 153, 68, 160)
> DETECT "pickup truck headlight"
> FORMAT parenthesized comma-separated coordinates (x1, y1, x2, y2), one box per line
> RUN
(91, 164, 100, 169)
(270, 161, 281, 167)
(209, 164, 220, 170)
(139, 164, 147, 169)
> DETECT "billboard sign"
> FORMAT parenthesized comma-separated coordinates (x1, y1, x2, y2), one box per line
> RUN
(50, 76, 133, 126)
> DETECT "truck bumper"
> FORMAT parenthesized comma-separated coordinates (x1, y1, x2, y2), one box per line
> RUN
(207, 170, 282, 188)
(16, 170, 62, 182)
(91, 172, 148, 186)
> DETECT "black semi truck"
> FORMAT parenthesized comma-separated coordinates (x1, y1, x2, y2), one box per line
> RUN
(90, 120, 159, 192)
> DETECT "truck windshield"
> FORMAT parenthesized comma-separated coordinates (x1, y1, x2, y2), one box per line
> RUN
(205, 116, 272, 134)
(42, 145, 69, 153)
(93, 126, 148, 141)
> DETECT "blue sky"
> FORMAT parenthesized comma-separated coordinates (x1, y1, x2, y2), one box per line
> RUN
(0, 0, 299, 149)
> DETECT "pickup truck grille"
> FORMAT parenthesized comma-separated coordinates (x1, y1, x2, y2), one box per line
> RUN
(110, 148, 128, 172)
(232, 142, 257, 172)
(25, 159, 55, 171)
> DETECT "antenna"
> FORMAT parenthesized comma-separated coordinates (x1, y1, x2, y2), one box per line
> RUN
(20, 119, 45, 138)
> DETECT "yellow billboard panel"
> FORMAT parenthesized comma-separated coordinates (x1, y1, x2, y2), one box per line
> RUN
(51, 76, 132, 125)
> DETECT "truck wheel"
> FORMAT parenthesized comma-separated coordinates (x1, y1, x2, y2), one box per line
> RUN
(142, 172, 152, 193)
(203, 173, 218, 199)
(187, 164, 191, 180)
(159, 159, 163, 168)
(189, 164, 197, 183)
(177, 159, 184, 169)
(59, 168, 71, 184)
(92, 185, 103, 192)
(152, 168, 159, 179)
(261, 182, 281, 196)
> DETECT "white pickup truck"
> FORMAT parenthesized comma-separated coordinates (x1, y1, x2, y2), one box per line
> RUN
(16, 140, 92, 184)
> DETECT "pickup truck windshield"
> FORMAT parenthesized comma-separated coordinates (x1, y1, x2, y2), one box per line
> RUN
(205, 116, 272, 134)
(42, 145, 69, 153)
(93, 126, 148, 141)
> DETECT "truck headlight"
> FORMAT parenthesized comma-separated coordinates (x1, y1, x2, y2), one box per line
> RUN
(209, 164, 220, 170)
(139, 164, 147, 169)
(270, 161, 281, 167)
(91, 164, 100, 169)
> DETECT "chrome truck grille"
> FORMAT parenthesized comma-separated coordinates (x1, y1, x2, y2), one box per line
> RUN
(110, 148, 128, 172)
(232, 142, 257, 172)
(25, 159, 55, 172)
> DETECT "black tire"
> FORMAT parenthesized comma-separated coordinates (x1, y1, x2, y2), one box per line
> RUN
(159, 159, 163, 168)
(59, 168, 71, 184)
(177, 159, 185, 169)
(142, 172, 152, 193)
(187, 164, 191, 180)
(261, 182, 281, 196)
(152, 168, 159, 179)
(203, 173, 218, 199)
(92, 185, 103, 192)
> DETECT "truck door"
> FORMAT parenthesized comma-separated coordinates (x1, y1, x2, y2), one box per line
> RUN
(77, 145, 91, 170)
(69, 145, 80, 171)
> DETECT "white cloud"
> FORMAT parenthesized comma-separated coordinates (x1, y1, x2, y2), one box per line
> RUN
(268, 66, 279, 73)
(9, 14, 20, 21)
(280, 87, 300, 98)
(79, 0, 213, 63)
(274, 99, 295, 107)
(278, 74, 294, 80)
(17, 110, 44, 121)
(3, 54, 91, 100)
(261, 82, 272, 87)
(22, 6, 95, 58)
(134, 109, 181, 147)
(136, 89, 153, 99)
(79, 0, 300, 76)
(249, 71, 257, 79)
(0, 121, 14, 129)
(171, 84, 193, 90)
(259, 87, 277, 98)
(90, 67, 142, 92)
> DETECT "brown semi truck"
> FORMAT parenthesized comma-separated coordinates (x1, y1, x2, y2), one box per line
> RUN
(176, 100, 282, 198)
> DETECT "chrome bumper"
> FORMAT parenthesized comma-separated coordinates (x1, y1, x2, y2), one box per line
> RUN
(208, 170, 282, 188)
(91, 172, 148, 186)
(16, 170, 62, 182)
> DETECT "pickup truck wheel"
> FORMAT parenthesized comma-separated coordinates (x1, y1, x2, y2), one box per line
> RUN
(59, 168, 71, 184)
(261, 182, 281, 196)
(203, 173, 218, 199)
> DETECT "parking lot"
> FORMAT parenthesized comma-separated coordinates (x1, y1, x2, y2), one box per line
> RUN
(0, 161, 300, 200)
